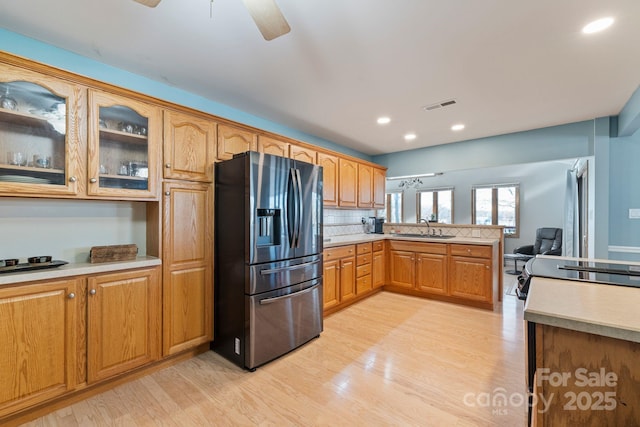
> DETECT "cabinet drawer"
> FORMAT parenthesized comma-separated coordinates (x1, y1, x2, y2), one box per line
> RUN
(324, 245, 356, 260)
(356, 274, 372, 294)
(450, 244, 492, 259)
(357, 242, 372, 255)
(356, 254, 371, 266)
(372, 240, 384, 252)
(356, 263, 371, 277)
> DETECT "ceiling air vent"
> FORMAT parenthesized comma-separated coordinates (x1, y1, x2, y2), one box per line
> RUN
(422, 99, 457, 111)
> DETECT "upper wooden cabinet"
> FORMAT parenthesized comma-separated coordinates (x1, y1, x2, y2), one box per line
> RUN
(318, 152, 338, 206)
(290, 144, 316, 164)
(358, 164, 386, 208)
(87, 89, 161, 199)
(216, 124, 257, 161)
(163, 110, 216, 182)
(0, 64, 86, 197)
(358, 164, 373, 208)
(338, 158, 358, 207)
(373, 167, 386, 208)
(0, 278, 80, 418)
(257, 135, 289, 157)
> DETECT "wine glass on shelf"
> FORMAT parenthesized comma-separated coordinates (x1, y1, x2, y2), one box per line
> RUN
(0, 87, 18, 111)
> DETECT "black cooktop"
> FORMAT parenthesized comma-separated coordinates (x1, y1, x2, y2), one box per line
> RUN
(524, 258, 640, 288)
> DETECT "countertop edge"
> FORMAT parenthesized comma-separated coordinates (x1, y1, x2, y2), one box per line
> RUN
(523, 276, 640, 344)
(0, 256, 162, 286)
(323, 234, 499, 248)
(523, 310, 640, 344)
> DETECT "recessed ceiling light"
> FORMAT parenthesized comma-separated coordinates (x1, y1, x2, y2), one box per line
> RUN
(582, 17, 614, 34)
(404, 133, 417, 141)
(377, 116, 391, 125)
(451, 123, 465, 131)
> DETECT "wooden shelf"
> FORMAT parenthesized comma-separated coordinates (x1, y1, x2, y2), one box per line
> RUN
(0, 163, 64, 175)
(100, 173, 148, 181)
(0, 108, 59, 134)
(99, 128, 148, 145)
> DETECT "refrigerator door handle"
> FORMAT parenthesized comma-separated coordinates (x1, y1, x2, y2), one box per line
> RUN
(295, 168, 303, 248)
(287, 168, 297, 248)
(260, 260, 318, 275)
(258, 283, 320, 305)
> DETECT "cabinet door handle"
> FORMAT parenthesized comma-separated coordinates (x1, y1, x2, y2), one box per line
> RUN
(89, 178, 97, 184)
(89, 289, 96, 296)
(165, 191, 170, 196)
(68, 292, 75, 299)
(165, 163, 171, 168)
(69, 176, 77, 183)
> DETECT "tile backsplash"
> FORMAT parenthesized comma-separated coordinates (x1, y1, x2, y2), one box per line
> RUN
(323, 208, 378, 237)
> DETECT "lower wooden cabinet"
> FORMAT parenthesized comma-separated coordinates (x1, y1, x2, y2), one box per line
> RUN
(324, 241, 385, 314)
(0, 278, 80, 418)
(371, 240, 385, 288)
(387, 240, 495, 309)
(0, 266, 162, 420)
(87, 268, 161, 383)
(416, 253, 448, 295)
(323, 245, 356, 313)
(389, 242, 448, 293)
(449, 245, 493, 303)
(356, 242, 373, 294)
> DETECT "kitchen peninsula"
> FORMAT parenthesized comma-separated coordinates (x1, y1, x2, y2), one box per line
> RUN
(524, 273, 640, 425)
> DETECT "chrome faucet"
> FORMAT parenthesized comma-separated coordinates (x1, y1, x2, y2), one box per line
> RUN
(419, 218, 431, 235)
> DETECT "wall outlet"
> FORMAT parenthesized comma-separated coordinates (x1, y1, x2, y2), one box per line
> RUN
(629, 209, 640, 219)
(472, 230, 481, 238)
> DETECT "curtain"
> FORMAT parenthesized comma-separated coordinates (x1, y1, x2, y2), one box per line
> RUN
(563, 169, 579, 257)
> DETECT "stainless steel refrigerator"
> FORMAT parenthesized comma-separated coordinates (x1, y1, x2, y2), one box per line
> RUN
(212, 151, 323, 370)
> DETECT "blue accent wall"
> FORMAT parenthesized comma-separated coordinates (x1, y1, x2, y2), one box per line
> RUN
(372, 120, 594, 177)
(0, 28, 371, 161)
(618, 85, 640, 137)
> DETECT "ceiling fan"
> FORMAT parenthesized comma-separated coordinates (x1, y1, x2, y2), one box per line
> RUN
(133, 0, 291, 41)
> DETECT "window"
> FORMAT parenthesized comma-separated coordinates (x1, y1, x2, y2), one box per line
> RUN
(384, 192, 403, 223)
(416, 188, 453, 224)
(472, 184, 519, 237)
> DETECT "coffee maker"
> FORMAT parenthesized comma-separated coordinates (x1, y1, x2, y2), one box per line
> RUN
(367, 217, 385, 234)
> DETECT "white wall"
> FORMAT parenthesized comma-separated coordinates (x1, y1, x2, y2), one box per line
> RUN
(387, 159, 575, 253)
(0, 198, 148, 263)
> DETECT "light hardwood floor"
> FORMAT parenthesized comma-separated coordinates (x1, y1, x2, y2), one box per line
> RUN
(24, 275, 526, 426)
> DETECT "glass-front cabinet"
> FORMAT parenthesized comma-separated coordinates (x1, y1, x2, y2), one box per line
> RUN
(0, 64, 85, 196)
(88, 90, 160, 199)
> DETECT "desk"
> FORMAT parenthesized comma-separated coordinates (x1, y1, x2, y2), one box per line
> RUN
(503, 253, 531, 275)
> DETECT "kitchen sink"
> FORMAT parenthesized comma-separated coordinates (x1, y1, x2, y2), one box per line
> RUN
(395, 233, 455, 239)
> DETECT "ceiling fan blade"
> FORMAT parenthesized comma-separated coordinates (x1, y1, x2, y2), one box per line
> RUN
(242, 0, 291, 41)
(133, 0, 161, 8)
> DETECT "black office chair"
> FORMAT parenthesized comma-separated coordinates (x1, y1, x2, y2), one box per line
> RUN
(504, 227, 562, 275)
(514, 227, 563, 259)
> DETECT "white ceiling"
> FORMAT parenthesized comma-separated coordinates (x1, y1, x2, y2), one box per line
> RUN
(1, 0, 639, 156)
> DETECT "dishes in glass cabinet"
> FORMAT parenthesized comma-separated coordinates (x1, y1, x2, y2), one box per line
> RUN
(6, 151, 27, 166)
(0, 88, 17, 110)
(0, 175, 51, 184)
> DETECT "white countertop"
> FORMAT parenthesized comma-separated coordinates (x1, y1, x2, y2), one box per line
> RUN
(0, 256, 162, 286)
(323, 233, 499, 248)
(524, 276, 640, 343)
